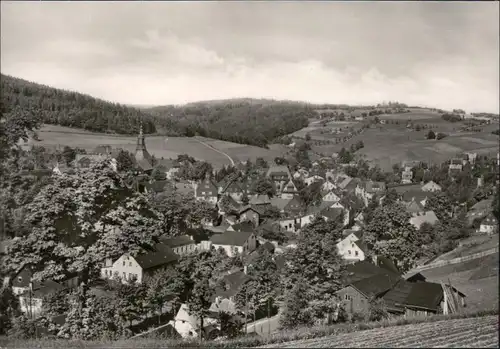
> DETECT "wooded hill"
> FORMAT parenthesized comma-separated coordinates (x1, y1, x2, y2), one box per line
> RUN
(0, 74, 183, 136)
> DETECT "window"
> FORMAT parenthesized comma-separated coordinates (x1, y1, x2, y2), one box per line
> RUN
(348, 250, 351, 255)
(122, 261, 125, 266)
(18, 276, 23, 283)
(355, 251, 359, 257)
(123, 272, 126, 280)
(129, 273, 133, 280)
(129, 262, 132, 267)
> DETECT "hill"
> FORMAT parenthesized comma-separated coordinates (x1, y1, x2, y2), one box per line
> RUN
(147, 99, 313, 147)
(0, 74, 183, 136)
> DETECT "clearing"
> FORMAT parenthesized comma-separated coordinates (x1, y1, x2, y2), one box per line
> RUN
(33, 125, 286, 168)
(262, 315, 498, 348)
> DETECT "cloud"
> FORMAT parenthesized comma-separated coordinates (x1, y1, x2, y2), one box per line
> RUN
(1, 1, 498, 113)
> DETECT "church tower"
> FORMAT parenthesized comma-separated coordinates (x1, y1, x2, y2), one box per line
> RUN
(135, 122, 153, 171)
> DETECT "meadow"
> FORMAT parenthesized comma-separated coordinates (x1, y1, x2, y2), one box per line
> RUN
(33, 125, 286, 168)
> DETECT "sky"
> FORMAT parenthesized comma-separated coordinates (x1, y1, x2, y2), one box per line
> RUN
(1, 1, 499, 113)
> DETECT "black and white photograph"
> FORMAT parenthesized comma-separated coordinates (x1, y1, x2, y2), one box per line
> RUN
(0, 1, 498, 348)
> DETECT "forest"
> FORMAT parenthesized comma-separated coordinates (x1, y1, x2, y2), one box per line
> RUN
(1, 74, 312, 148)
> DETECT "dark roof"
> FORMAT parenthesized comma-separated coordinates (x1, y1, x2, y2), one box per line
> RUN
(133, 243, 179, 270)
(136, 158, 153, 172)
(382, 279, 414, 313)
(353, 240, 368, 253)
(270, 197, 292, 211)
(210, 230, 253, 247)
(196, 179, 218, 197)
(350, 273, 401, 298)
(406, 200, 425, 214)
(250, 194, 271, 205)
(481, 213, 498, 225)
(344, 260, 400, 285)
(402, 281, 443, 312)
(405, 272, 427, 283)
(343, 229, 364, 239)
(145, 180, 168, 193)
(320, 207, 343, 221)
(239, 205, 260, 216)
(389, 184, 424, 194)
(31, 280, 65, 298)
(216, 270, 250, 298)
(230, 221, 254, 233)
(259, 241, 275, 253)
(376, 256, 401, 275)
(161, 235, 195, 248)
(402, 190, 430, 203)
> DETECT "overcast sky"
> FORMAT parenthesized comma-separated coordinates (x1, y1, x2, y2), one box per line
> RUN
(1, 1, 499, 112)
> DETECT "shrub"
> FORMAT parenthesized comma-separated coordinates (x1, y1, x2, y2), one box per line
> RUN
(427, 130, 436, 140)
(436, 132, 447, 140)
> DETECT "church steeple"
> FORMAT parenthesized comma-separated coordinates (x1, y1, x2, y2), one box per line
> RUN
(135, 120, 152, 171)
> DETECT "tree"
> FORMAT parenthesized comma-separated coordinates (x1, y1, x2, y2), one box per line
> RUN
(151, 166, 167, 181)
(41, 290, 70, 317)
(279, 278, 313, 329)
(187, 276, 215, 340)
(3, 160, 163, 289)
(364, 203, 421, 272)
(255, 157, 268, 169)
(0, 286, 21, 335)
(492, 190, 499, 220)
(383, 189, 399, 206)
(61, 146, 77, 166)
(427, 130, 436, 140)
(305, 133, 311, 141)
(426, 192, 453, 221)
(282, 217, 345, 322)
(299, 181, 323, 207)
(115, 149, 135, 172)
(250, 177, 276, 197)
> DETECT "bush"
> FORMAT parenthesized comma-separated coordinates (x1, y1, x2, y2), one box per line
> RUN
(427, 130, 436, 139)
(368, 299, 389, 322)
(436, 132, 447, 140)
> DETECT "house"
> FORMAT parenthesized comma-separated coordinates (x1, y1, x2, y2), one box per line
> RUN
(299, 201, 336, 228)
(283, 196, 305, 217)
(101, 243, 178, 283)
(210, 230, 257, 257)
(405, 199, 426, 215)
(52, 162, 73, 176)
(281, 180, 299, 199)
(270, 197, 292, 213)
(10, 266, 79, 296)
(143, 180, 169, 195)
(409, 210, 439, 229)
(293, 169, 309, 180)
(227, 221, 254, 233)
(478, 214, 498, 235)
(336, 273, 401, 317)
(266, 165, 292, 192)
(421, 181, 442, 192)
(220, 177, 245, 202)
(279, 216, 301, 234)
(176, 180, 195, 196)
(195, 177, 219, 205)
(336, 230, 366, 262)
(304, 175, 324, 186)
(322, 190, 341, 203)
(18, 280, 65, 318)
(467, 198, 494, 225)
(322, 179, 336, 192)
(169, 303, 220, 339)
(238, 206, 261, 227)
(162, 235, 198, 256)
(249, 194, 271, 207)
(449, 159, 463, 172)
(401, 167, 413, 184)
(355, 181, 386, 206)
(320, 207, 344, 224)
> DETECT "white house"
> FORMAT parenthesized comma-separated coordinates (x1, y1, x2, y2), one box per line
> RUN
(479, 214, 498, 235)
(210, 230, 257, 257)
(305, 175, 324, 186)
(169, 303, 219, 339)
(421, 181, 442, 192)
(322, 179, 336, 192)
(322, 190, 341, 203)
(279, 216, 301, 233)
(101, 243, 178, 284)
(162, 235, 198, 256)
(336, 230, 366, 262)
(409, 211, 439, 230)
(293, 169, 309, 180)
(355, 181, 386, 206)
(281, 180, 299, 199)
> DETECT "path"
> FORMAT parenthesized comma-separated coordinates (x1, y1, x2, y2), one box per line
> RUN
(193, 137, 235, 166)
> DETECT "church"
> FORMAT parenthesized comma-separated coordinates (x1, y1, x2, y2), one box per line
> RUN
(135, 122, 153, 174)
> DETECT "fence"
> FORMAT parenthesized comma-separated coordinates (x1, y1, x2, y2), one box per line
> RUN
(409, 246, 499, 274)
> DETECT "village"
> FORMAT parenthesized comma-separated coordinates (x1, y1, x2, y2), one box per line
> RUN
(2, 124, 498, 341)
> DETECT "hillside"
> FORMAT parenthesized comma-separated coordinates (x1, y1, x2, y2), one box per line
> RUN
(0, 74, 183, 136)
(262, 315, 498, 348)
(147, 99, 313, 147)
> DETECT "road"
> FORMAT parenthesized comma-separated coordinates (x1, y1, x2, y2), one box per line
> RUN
(193, 137, 235, 166)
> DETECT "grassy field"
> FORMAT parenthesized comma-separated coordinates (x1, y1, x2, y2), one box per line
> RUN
(416, 252, 499, 313)
(440, 235, 499, 260)
(2, 311, 497, 348)
(263, 315, 498, 348)
(33, 125, 285, 168)
(309, 113, 499, 170)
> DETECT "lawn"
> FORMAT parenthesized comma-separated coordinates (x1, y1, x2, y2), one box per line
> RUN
(34, 125, 287, 168)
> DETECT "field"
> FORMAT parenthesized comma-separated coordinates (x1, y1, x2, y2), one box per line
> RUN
(32, 125, 286, 168)
(263, 315, 499, 348)
(437, 235, 499, 261)
(308, 110, 499, 170)
(415, 253, 499, 313)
